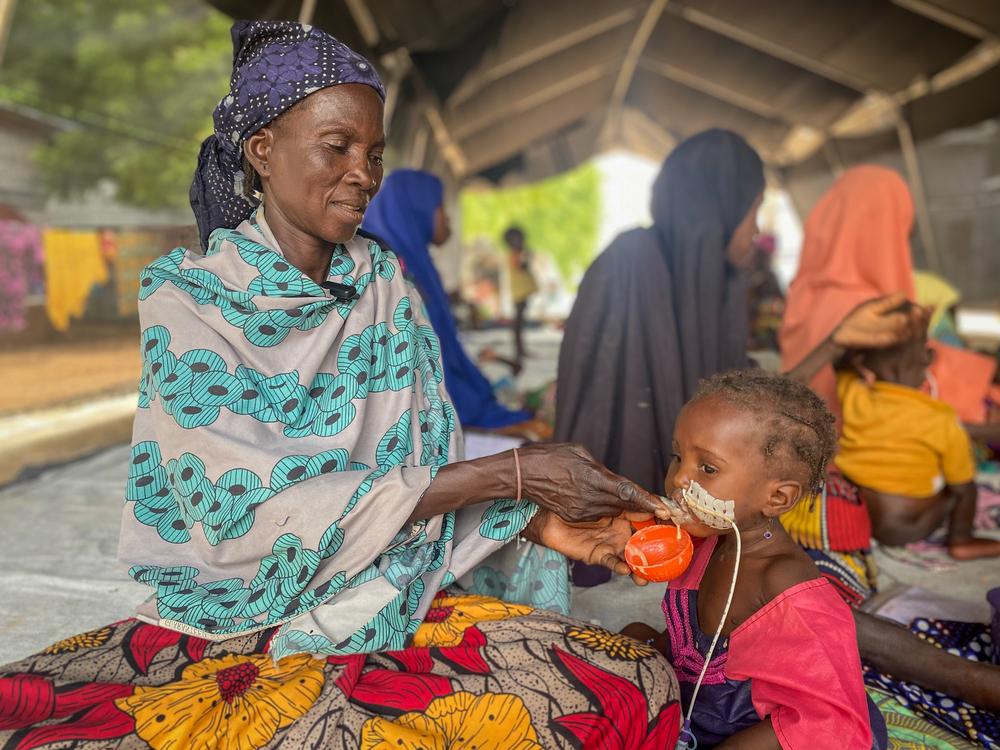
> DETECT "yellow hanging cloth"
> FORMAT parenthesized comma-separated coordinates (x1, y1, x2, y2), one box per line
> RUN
(42, 229, 109, 331)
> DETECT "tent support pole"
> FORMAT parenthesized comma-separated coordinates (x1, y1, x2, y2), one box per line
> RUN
(344, 0, 380, 47)
(380, 49, 411, 128)
(0, 0, 18, 68)
(666, 4, 867, 91)
(602, 0, 669, 146)
(822, 139, 844, 177)
(384, 47, 466, 179)
(890, 0, 992, 39)
(297, 0, 317, 26)
(772, 167, 805, 224)
(895, 112, 942, 274)
(410, 122, 430, 171)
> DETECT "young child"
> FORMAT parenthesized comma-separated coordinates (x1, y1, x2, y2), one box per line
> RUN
(836, 308, 1000, 560)
(625, 370, 885, 749)
(503, 225, 537, 369)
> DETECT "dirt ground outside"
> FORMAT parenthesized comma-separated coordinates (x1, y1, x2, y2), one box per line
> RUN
(0, 330, 141, 416)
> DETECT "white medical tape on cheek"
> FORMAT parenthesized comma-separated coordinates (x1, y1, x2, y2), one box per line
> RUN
(682, 481, 735, 529)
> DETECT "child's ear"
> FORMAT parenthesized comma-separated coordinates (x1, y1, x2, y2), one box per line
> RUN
(763, 479, 802, 518)
(847, 352, 876, 385)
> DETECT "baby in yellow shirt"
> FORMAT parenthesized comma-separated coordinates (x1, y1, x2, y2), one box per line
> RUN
(836, 307, 1000, 560)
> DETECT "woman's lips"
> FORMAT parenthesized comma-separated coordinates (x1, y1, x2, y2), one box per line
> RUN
(330, 201, 367, 223)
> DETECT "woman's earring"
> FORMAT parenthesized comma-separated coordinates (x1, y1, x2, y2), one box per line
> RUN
(763, 517, 774, 540)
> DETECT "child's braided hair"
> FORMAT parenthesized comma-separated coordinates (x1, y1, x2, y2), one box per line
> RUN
(692, 369, 837, 491)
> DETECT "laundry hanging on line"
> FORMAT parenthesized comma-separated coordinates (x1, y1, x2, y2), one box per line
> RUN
(0, 221, 44, 333)
(41, 229, 108, 332)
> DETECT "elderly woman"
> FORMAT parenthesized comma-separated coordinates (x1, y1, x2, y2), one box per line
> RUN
(0, 22, 680, 748)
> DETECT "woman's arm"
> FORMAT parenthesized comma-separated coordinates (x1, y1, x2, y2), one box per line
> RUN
(409, 444, 662, 578)
(783, 335, 845, 383)
(409, 442, 668, 524)
(407, 449, 515, 521)
(716, 718, 781, 749)
(964, 421, 1000, 442)
(783, 293, 927, 383)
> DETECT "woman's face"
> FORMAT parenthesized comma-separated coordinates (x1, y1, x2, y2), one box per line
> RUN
(725, 192, 763, 269)
(245, 84, 385, 244)
(432, 204, 451, 246)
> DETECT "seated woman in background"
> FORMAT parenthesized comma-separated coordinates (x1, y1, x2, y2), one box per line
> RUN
(779, 166, 1000, 744)
(363, 169, 548, 439)
(781, 164, 997, 428)
(836, 302, 1000, 560)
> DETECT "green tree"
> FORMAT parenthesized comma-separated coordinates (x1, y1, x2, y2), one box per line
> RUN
(459, 163, 601, 283)
(2, 0, 231, 209)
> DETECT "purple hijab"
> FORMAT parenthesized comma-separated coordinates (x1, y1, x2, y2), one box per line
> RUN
(190, 20, 385, 250)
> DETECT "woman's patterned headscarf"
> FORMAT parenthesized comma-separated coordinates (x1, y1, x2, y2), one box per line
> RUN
(190, 20, 385, 250)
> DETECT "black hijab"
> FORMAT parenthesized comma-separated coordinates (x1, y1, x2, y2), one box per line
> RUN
(555, 129, 764, 494)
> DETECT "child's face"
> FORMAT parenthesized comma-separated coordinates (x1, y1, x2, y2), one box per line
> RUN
(665, 395, 798, 536)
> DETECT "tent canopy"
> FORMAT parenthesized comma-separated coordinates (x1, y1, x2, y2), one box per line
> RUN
(207, 0, 1000, 185)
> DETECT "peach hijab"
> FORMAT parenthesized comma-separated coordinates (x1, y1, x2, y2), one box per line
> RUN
(780, 165, 995, 423)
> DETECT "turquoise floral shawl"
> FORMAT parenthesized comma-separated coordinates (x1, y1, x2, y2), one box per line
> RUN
(118, 209, 542, 659)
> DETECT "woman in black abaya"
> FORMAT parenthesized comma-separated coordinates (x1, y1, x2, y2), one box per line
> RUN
(556, 130, 762, 499)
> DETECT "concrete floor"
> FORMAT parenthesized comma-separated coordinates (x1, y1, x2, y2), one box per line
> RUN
(1, 328, 996, 664)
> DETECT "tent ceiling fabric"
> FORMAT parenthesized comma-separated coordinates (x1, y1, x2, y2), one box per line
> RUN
(208, 0, 1000, 183)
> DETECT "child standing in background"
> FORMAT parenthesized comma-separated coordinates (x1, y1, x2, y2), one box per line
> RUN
(503, 225, 537, 370)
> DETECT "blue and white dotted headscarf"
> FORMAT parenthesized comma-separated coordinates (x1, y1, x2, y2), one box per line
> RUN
(190, 20, 385, 250)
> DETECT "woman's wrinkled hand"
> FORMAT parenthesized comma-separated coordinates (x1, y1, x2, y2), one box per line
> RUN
(832, 292, 929, 350)
(523, 508, 647, 581)
(519, 443, 668, 524)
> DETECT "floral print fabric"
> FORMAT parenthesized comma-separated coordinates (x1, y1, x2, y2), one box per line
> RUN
(0, 593, 681, 749)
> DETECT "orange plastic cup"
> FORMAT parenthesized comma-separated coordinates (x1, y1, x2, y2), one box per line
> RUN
(625, 525, 693, 582)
